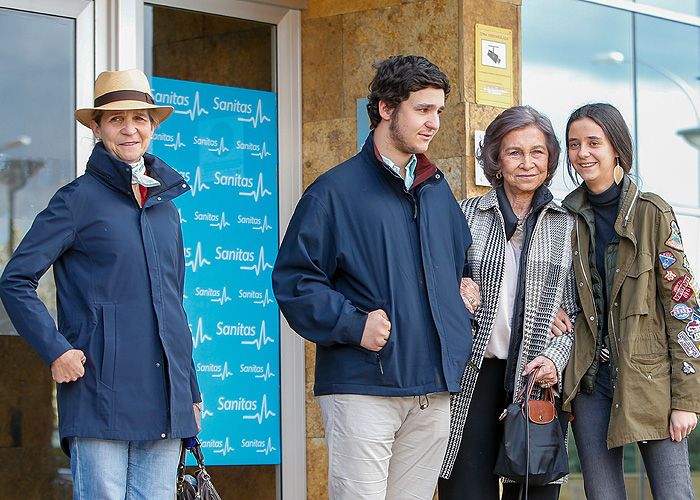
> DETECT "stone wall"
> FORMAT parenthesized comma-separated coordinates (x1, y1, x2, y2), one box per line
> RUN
(300, 0, 521, 497)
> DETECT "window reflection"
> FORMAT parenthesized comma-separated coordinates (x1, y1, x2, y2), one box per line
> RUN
(0, 8, 75, 335)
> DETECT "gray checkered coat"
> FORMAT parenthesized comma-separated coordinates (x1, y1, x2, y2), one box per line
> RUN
(440, 189, 579, 479)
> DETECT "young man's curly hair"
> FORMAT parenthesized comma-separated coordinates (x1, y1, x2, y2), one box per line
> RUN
(366, 55, 451, 130)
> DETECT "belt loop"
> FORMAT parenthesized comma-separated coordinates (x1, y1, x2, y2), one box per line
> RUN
(418, 394, 430, 410)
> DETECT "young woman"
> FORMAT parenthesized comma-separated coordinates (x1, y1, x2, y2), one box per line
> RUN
(556, 103, 698, 499)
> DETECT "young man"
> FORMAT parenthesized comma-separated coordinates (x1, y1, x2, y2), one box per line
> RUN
(273, 55, 473, 499)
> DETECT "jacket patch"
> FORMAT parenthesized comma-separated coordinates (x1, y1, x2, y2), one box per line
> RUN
(664, 270, 678, 282)
(677, 331, 700, 358)
(672, 275, 694, 302)
(659, 251, 676, 269)
(686, 321, 700, 342)
(682, 361, 696, 375)
(671, 303, 693, 320)
(666, 221, 684, 251)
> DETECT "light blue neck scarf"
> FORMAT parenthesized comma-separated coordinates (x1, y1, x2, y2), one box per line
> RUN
(129, 157, 160, 188)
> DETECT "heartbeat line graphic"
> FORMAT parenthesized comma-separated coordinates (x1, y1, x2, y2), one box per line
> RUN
(253, 289, 274, 307)
(252, 215, 272, 233)
(202, 409, 214, 419)
(241, 320, 274, 350)
(209, 212, 231, 230)
(164, 132, 186, 150)
(175, 91, 209, 121)
(251, 142, 271, 160)
(213, 437, 235, 456)
(190, 166, 210, 197)
(211, 287, 232, 305)
(212, 361, 234, 381)
(237, 99, 271, 128)
(239, 172, 272, 202)
(191, 317, 212, 349)
(243, 394, 276, 424)
(185, 242, 211, 273)
(240, 246, 273, 276)
(208, 137, 230, 156)
(255, 437, 277, 455)
(178, 209, 187, 223)
(255, 362, 276, 382)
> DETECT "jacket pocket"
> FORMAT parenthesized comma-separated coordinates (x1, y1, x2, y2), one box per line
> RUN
(620, 254, 653, 317)
(100, 303, 116, 389)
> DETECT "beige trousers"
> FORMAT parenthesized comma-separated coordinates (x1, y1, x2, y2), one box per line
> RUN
(317, 392, 450, 500)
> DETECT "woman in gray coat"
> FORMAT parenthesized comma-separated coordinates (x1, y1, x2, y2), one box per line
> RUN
(438, 106, 578, 500)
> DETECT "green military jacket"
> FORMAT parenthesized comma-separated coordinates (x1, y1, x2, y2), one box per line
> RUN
(563, 177, 700, 449)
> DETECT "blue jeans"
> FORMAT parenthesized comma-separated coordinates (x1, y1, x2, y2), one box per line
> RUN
(69, 437, 182, 500)
(571, 363, 695, 500)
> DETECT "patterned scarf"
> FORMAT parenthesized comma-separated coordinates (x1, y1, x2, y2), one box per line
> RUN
(129, 157, 160, 187)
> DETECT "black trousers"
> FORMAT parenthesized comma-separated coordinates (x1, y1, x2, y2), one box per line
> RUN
(438, 358, 561, 500)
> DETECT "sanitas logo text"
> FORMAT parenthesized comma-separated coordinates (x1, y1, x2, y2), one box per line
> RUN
(214, 172, 253, 187)
(216, 322, 256, 336)
(212, 97, 252, 114)
(154, 91, 190, 106)
(215, 247, 255, 261)
(218, 397, 257, 411)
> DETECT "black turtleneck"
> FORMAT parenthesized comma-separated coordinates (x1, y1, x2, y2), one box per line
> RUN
(587, 182, 622, 297)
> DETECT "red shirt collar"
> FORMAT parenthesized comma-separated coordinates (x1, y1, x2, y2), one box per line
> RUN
(372, 143, 438, 189)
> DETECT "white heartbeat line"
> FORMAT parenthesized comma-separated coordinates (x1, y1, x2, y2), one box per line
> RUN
(164, 132, 186, 150)
(212, 361, 234, 381)
(190, 166, 210, 197)
(237, 99, 271, 128)
(240, 246, 273, 276)
(209, 212, 231, 230)
(253, 289, 274, 307)
(174, 91, 209, 121)
(191, 317, 212, 349)
(213, 437, 235, 456)
(239, 172, 272, 202)
(254, 362, 276, 382)
(202, 409, 214, 419)
(208, 137, 230, 156)
(251, 142, 271, 160)
(252, 215, 272, 233)
(242, 394, 276, 424)
(241, 320, 274, 350)
(185, 242, 211, 273)
(255, 437, 277, 455)
(211, 286, 232, 305)
(178, 209, 187, 223)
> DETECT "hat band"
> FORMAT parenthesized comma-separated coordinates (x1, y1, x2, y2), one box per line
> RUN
(94, 90, 155, 107)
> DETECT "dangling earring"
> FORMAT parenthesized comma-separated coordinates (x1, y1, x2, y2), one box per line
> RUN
(613, 157, 624, 185)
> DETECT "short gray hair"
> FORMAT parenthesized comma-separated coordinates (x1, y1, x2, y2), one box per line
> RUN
(476, 105, 560, 187)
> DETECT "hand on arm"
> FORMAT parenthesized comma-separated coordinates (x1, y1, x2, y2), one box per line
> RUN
(50, 349, 86, 383)
(460, 277, 481, 314)
(551, 307, 573, 337)
(360, 309, 391, 352)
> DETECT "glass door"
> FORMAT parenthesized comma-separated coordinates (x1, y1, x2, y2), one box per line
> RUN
(0, 0, 93, 497)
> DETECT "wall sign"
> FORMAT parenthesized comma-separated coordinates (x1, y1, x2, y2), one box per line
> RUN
(475, 23, 514, 108)
(150, 77, 280, 465)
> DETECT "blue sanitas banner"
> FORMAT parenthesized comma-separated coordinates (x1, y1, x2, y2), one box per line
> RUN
(149, 77, 280, 465)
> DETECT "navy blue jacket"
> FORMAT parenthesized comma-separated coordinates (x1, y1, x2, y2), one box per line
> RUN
(273, 135, 473, 396)
(0, 143, 200, 452)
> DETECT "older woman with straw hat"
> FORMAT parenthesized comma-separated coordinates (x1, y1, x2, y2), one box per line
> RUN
(0, 69, 201, 499)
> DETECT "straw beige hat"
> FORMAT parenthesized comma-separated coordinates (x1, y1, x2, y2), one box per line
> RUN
(75, 69, 173, 127)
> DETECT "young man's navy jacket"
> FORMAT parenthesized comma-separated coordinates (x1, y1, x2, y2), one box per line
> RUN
(273, 134, 474, 396)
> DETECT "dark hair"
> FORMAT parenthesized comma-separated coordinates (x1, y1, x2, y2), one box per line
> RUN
(91, 109, 159, 127)
(366, 55, 451, 129)
(565, 103, 633, 184)
(477, 105, 561, 187)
